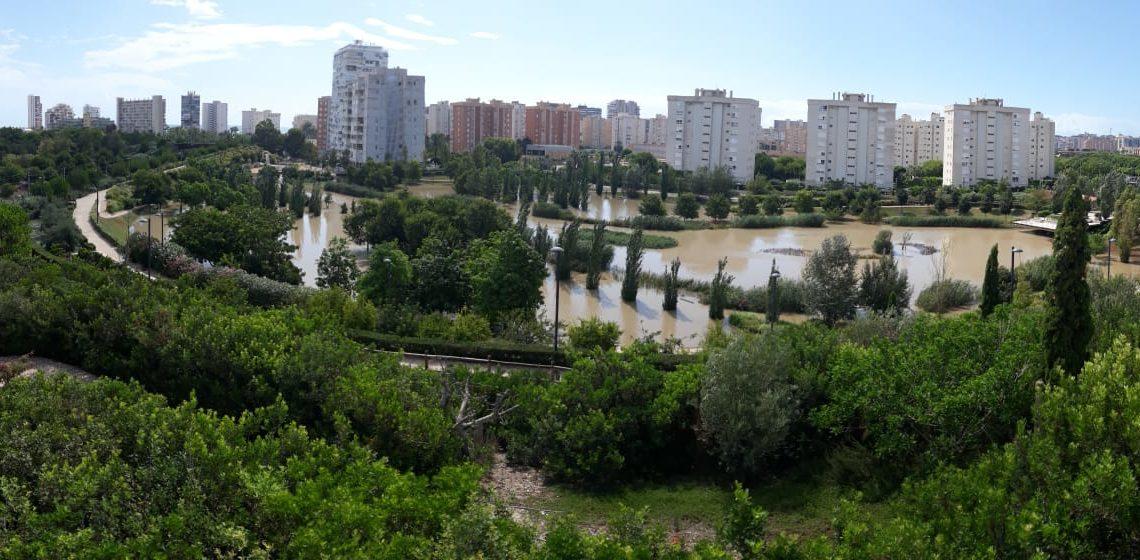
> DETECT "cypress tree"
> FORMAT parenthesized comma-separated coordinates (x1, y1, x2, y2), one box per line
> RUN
(980, 244, 1001, 316)
(709, 257, 734, 320)
(586, 222, 607, 290)
(555, 221, 580, 281)
(663, 257, 681, 311)
(620, 227, 644, 302)
(1045, 188, 1093, 374)
(766, 260, 780, 326)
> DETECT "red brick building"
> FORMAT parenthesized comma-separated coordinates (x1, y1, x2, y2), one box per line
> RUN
(524, 102, 580, 146)
(316, 95, 331, 152)
(450, 98, 517, 153)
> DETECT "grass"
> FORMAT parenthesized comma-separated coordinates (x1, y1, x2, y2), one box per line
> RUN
(579, 228, 678, 249)
(90, 205, 132, 246)
(884, 214, 1008, 228)
(733, 213, 826, 229)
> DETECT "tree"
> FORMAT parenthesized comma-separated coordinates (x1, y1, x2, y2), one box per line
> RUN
(283, 129, 309, 159)
(980, 245, 1001, 317)
(411, 238, 471, 312)
(171, 204, 301, 284)
(753, 152, 776, 179)
(554, 221, 581, 281)
(705, 194, 731, 221)
(1110, 189, 1138, 263)
(738, 194, 760, 216)
(132, 169, 171, 204)
(1045, 187, 1093, 374)
(567, 318, 621, 351)
(872, 230, 893, 255)
(638, 194, 666, 216)
(255, 166, 279, 209)
(761, 194, 783, 216)
(793, 190, 815, 214)
(663, 257, 681, 311)
(357, 242, 412, 305)
(253, 119, 283, 153)
(997, 184, 1014, 214)
(803, 234, 858, 325)
(288, 181, 306, 218)
(858, 255, 911, 313)
(620, 228, 644, 302)
(674, 192, 700, 219)
(586, 222, 607, 290)
(701, 332, 801, 476)
(957, 196, 973, 216)
(719, 483, 769, 560)
(0, 202, 32, 256)
(316, 237, 359, 292)
(466, 229, 546, 319)
(709, 257, 733, 320)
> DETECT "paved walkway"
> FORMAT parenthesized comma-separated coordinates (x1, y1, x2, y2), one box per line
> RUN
(73, 189, 123, 263)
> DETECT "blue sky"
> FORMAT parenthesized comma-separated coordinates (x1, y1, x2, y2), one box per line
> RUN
(1, 0, 1136, 135)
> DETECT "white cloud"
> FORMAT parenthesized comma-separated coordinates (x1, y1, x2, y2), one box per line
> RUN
(470, 31, 501, 40)
(405, 14, 433, 27)
(364, 18, 456, 45)
(150, 0, 222, 20)
(84, 22, 415, 72)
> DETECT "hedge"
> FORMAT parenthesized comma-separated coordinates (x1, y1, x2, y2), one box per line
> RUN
(733, 213, 826, 229)
(885, 215, 1007, 228)
(532, 201, 576, 220)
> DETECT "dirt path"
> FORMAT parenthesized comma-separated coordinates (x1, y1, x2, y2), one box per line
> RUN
(73, 190, 123, 263)
(0, 355, 97, 388)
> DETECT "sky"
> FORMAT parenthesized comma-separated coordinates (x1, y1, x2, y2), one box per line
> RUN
(2, 0, 1138, 135)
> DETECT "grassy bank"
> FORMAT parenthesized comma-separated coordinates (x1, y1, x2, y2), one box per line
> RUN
(578, 228, 678, 249)
(884, 214, 1008, 228)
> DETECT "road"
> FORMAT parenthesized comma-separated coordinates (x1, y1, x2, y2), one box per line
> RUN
(73, 189, 123, 263)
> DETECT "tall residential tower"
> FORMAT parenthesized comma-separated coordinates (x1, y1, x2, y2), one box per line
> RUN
(943, 98, 1029, 187)
(328, 41, 424, 163)
(666, 88, 761, 182)
(27, 95, 42, 130)
(180, 91, 200, 129)
(806, 92, 896, 189)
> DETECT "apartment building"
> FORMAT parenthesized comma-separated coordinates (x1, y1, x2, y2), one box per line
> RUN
(292, 114, 318, 132)
(580, 114, 608, 148)
(201, 100, 228, 134)
(426, 101, 451, 136)
(116, 96, 166, 134)
(44, 103, 75, 131)
(180, 91, 200, 129)
(610, 112, 646, 148)
(943, 98, 1030, 187)
(316, 96, 330, 151)
(806, 92, 896, 189)
(27, 95, 42, 130)
(524, 102, 580, 146)
(773, 119, 807, 155)
(329, 41, 388, 156)
(576, 105, 602, 119)
(241, 108, 281, 134)
(1027, 112, 1055, 181)
(666, 88, 761, 182)
(606, 99, 640, 118)
(449, 98, 517, 153)
(328, 41, 424, 162)
(894, 112, 945, 168)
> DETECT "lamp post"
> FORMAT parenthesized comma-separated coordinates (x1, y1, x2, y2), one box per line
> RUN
(139, 218, 152, 279)
(159, 210, 165, 242)
(1108, 237, 1116, 277)
(549, 246, 564, 352)
(1010, 246, 1023, 289)
(383, 257, 392, 301)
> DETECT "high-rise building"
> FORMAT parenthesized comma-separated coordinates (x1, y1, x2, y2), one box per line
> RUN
(449, 98, 517, 153)
(525, 102, 581, 146)
(328, 41, 424, 162)
(201, 100, 228, 133)
(1028, 112, 1055, 181)
(44, 103, 75, 131)
(645, 114, 669, 147)
(610, 112, 646, 148)
(180, 91, 200, 129)
(27, 95, 42, 130)
(576, 105, 602, 119)
(580, 114, 607, 148)
(292, 114, 318, 131)
(241, 108, 281, 134)
(666, 88, 761, 182)
(509, 101, 527, 140)
(606, 99, 640, 118)
(116, 96, 166, 134)
(943, 98, 1030, 187)
(773, 119, 808, 155)
(316, 96, 331, 151)
(806, 92, 896, 189)
(426, 101, 451, 136)
(893, 113, 944, 168)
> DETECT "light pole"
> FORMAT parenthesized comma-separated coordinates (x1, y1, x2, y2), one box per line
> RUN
(1009, 246, 1023, 291)
(159, 210, 165, 242)
(1108, 237, 1116, 277)
(383, 257, 392, 302)
(139, 218, 152, 279)
(549, 246, 564, 352)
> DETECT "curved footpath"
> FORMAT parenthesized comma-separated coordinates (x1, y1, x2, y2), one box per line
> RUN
(74, 189, 123, 263)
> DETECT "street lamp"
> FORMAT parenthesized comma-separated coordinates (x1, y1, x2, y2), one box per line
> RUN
(549, 246, 564, 352)
(1108, 237, 1117, 277)
(139, 218, 152, 279)
(1009, 246, 1023, 292)
(383, 257, 393, 300)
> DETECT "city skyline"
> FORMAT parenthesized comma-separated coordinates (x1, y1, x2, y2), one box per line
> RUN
(2, 0, 1139, 135)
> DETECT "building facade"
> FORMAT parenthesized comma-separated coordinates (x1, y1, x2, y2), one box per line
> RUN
(241, 109, 281, 134)
(201, 100, 228, 133)
(292, 114, 318, 131)
(44, 103, 75, 130)
(610, 112, 646, 148)
(943, 98, 1030, 187)
(576, 105, 602, 118)
(509, 101, 526, 140)
(606, 99, 640, 118)
(328, 41, 424, 162)
(180, 91, 200, 129)
(1027, 112, 1055, 181)
(449, 98, 516, 153)
(27, 95, 42, 130)
(893, 112, 944, 168)
(524, 102, 581, 147)
(666, 88, 761, 182)
(116, 96, 166, 134)
(806, 92, 896, 189)
(426, 101, 451, 136)
(773, 119, 807, 155)
(316, 96, 330, 151)
(579, 114, 607, 148)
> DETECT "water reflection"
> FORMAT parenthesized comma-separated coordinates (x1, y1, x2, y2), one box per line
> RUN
(289, 191, 369, 286)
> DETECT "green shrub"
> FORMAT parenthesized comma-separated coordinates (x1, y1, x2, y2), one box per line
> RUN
(915, 278, 978, 312)
(885, 214, 1006, 228)
(733, 213, 825, 228)
(532, 201, 575, 220)
(567, 318, 621, 351)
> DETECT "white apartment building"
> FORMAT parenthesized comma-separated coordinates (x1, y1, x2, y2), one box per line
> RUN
(806, 92, 896, 189)
(329, 41, 424, 162)
(666, 88, 761, 182)
(509, 101, 526, 140)
(646, 114, 668, 146)
(610, 112, 647, 148)
(181, 91, 200, 129)
(44, 103, 75, 130)
(1028, 112, 1056, 181)
(606, 99, 640, 118)
(943, 98, 1030, 187)
(580, 114, 606, 148)
(425, 101, 451, 136)
(894, 112, 945, 168)
(116, 96, 166, 134)
(27, 95, 42, 130)
(241, 109, 281, 134)
(201, 100, 228, 133)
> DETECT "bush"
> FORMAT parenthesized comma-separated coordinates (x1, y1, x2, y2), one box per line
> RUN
(885, 214, 1006, 228)
(351, 330, 569, 365)
(567, 318, 621, 351)
(915, 278, 978, 313)
(872, 230, 892, 255)
(732, 213, 825, 229)
(1017, 254, 1054, 291)
(621, 215, 689, 231)
(638, 194, 666, 216)
(533, 200, 575, 220)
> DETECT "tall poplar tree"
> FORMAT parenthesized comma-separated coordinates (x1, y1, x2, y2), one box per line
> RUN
(1045, 188, 1092, 374)
(620, 227, 644, 302)
(980, 244, 1001, 316)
